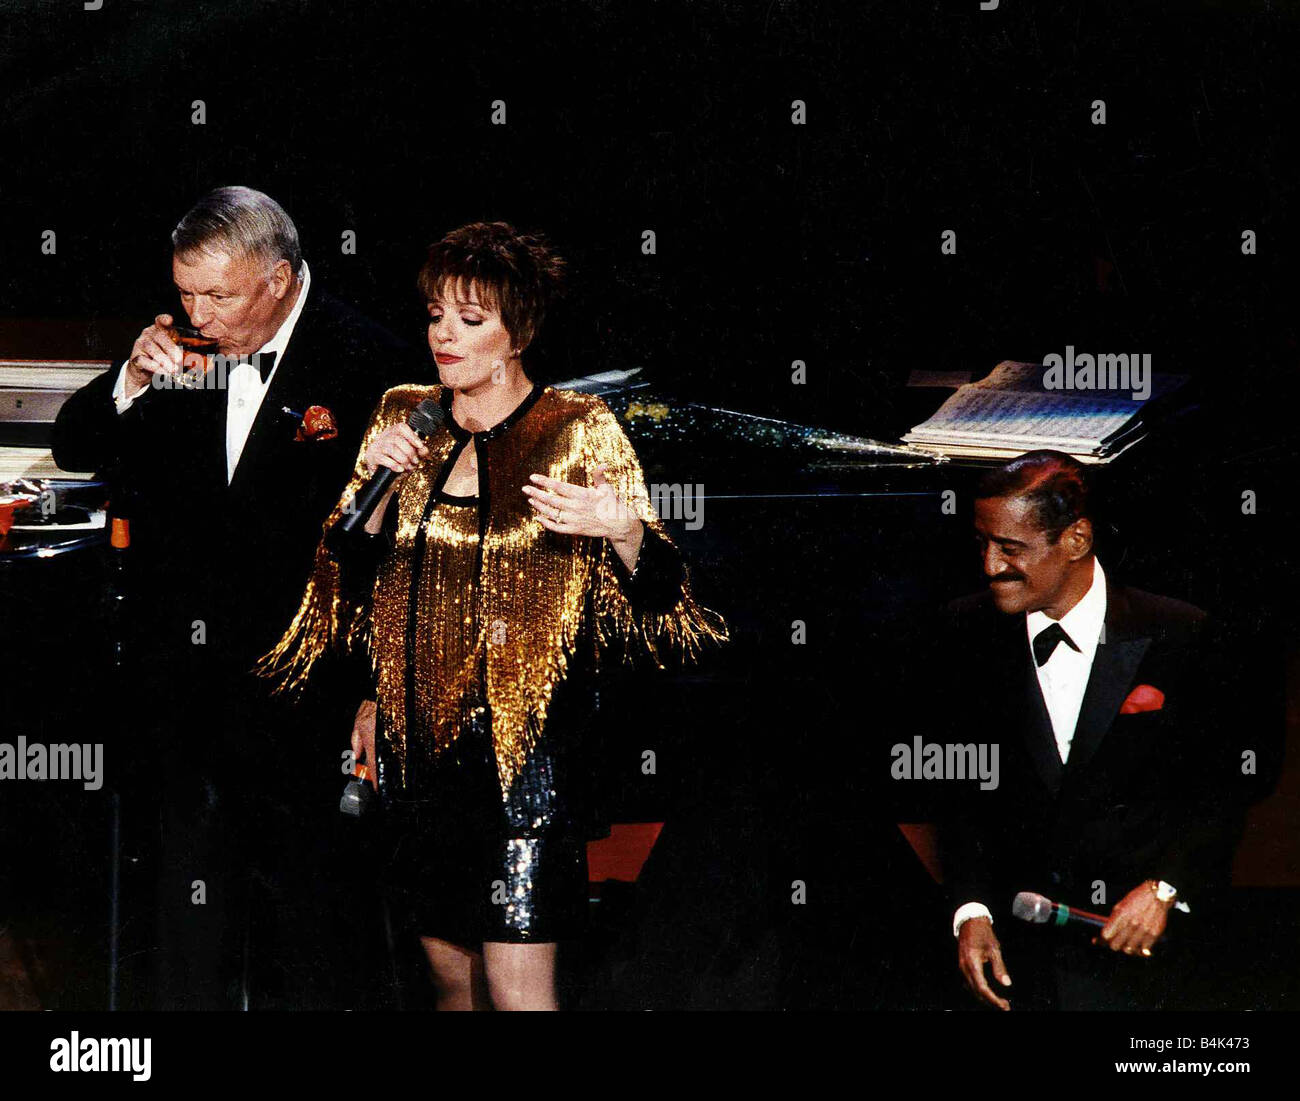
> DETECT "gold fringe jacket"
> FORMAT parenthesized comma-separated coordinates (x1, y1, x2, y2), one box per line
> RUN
(255, 382, 728, 792)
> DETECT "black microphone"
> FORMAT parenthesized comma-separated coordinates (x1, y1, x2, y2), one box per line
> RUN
(328, 398, 444, 549)
(1012, 890, 1109, 930)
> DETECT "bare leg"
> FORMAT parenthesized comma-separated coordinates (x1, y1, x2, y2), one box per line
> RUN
(483, 941, 559, 1011)
(420, 936, 491, 1011)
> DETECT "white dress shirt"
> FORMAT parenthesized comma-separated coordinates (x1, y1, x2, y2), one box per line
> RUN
(1027, 556, 1107, 765)
(111, 261, 312, 484)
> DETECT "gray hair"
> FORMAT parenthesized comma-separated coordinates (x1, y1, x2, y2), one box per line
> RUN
(171, 186, 302, 274)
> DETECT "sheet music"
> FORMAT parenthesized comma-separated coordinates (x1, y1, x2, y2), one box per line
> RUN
(905, 388, 1137, 450)
(901, 360, 1187, 462)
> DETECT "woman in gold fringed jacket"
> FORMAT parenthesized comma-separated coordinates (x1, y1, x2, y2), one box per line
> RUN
(257, 222, 726, 1010)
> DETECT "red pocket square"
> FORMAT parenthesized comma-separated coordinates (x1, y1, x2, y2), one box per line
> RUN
(294, 404, 339, 442)
(1120, 684, 1165, 714)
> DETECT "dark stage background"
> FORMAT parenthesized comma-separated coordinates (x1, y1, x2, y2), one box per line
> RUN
(1, 0, 1297, 1011)
(4, 0, 1297, 425)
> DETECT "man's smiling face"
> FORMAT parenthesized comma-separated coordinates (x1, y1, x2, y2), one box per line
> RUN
(973, 494, 1079, 616)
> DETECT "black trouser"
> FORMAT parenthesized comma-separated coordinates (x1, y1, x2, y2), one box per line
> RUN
(129, 662, 387, 1010)
(150, 767, 246, 1009)
(992, 917, 1193, 1011)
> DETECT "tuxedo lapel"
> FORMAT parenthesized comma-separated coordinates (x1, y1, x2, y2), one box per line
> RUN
(228, 359, 298, 495)
(1061, 583, 1151, 776)
(227, 301, 322, 495)
(1014, 628, 1065, 795)
(984, 605, 1063, 795)
(213, 382, 230, 492)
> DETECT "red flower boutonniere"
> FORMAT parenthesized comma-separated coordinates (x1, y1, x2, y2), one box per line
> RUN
(1120, 684, 1165, 714)
(286, 405, 339, 442)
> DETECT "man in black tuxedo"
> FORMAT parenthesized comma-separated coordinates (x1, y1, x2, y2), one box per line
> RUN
(52, 186, 420, 1008)
(940, 451, 1244, 1011)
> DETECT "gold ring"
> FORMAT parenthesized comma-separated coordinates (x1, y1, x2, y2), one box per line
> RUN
(557, 508, 564, 523)
(1141, 947, 1152, 957)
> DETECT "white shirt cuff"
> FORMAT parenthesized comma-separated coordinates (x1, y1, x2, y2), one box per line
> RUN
(953, 902, 993, 937)
(112, 360, 150, 414)
(1158, 881, 1191, 914)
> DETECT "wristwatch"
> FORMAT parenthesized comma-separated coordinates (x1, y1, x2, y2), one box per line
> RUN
(1151, 880, 1178, 904)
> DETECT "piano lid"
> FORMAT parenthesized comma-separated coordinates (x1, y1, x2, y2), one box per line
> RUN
(553, 370, 946, 498)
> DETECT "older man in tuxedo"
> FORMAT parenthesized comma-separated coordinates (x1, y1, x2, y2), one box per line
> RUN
(53, 186, 420, 1008)
(940, 451, 1245, 1011)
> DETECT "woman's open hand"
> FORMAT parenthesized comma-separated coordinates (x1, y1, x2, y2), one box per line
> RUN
(523, 466, 639, 540)
(523, 465, 645, 570)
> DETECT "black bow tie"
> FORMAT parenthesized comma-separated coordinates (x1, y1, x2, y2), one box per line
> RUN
(231, 350, 278, 383)
(1032, 622, 1080, 667)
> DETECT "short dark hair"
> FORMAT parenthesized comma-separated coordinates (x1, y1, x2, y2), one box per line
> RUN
(416, 222, 566, 354)
(171, 186, 302, 273)
(975, 450, 1094, 543)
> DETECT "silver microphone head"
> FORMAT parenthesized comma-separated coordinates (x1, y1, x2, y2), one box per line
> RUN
(1012, 891, 1053, 923)
(407, 398, 445, 437)
(339, 781, 364, 817)
(339, 777, 376, 817)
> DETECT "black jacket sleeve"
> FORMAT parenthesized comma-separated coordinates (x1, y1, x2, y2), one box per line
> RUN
(931, 600, 999, 913)
(1148, 612, 1253, 893)
(607, 522, 687, 615)
(50, 365, 142, 478)
(327, 505, 396, 701)
(941, 793, 998, 913)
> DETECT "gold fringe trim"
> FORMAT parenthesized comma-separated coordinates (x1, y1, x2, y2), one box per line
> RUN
(252, 386, 421, 695)
(592, 546, 731, 668)
(253, 384, 730, 799)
